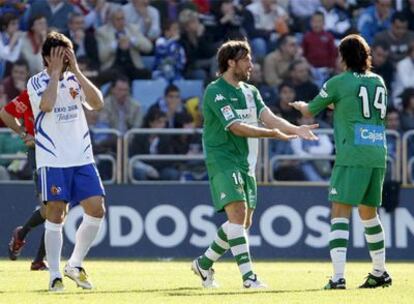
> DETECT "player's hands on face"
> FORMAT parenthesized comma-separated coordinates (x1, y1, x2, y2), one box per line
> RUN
(64, 48, 80, 74)
(46, 47, 65, 76)
(296, 124, 319, 141)
(270, 128, 298, 141)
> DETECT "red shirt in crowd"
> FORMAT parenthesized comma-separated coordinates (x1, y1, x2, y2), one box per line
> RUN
(3, 89, 35, 136)
(302, 30, 337, 69)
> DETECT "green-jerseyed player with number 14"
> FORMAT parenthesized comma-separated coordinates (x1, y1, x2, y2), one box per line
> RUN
(290, 34, 392, 290)
(191, 40, 319, 289)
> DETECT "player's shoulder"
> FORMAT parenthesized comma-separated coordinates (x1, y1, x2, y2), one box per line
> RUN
(204, 78, 228, 102)
(28, 70, 50, 94)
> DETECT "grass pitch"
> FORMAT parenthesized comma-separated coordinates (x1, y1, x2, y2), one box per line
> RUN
(1, 259, 413, 304)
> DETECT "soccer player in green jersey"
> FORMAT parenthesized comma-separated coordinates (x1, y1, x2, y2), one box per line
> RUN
(290, 34, 392, 289)
(191, 40, 319, 289)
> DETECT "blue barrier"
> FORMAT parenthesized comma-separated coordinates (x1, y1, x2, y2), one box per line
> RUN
(0, 184, 413, 259)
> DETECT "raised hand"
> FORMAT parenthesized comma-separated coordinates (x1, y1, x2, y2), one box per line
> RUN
(64, 48, 80, 74)
(46, 47, 65, 76)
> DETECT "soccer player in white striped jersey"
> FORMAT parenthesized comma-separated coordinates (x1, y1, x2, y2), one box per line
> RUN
(27, 32, 105, 292)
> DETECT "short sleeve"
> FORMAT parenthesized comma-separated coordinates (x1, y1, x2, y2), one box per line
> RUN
(4, 90, 30, 119)
(308, 78, 337, 116)
(204, 85, 241, 130)
(253, 86, 266, 117)
(27, 76, 43, 111)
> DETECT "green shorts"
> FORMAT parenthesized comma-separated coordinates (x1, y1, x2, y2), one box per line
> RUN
(209, 169, 257, 212)
(329, 166, 385, 207)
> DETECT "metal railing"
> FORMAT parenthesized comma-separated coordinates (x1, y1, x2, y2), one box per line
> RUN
(123, 128, 203, 183)
(402, 130, 414, 185)
(91, 128, 122, 184)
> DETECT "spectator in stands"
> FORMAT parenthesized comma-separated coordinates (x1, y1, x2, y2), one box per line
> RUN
(96, 8, 152, 81)
(244, 0, 289, 59)
(28, 0, 74, 32)
(385, 108, 401, 180)
(400, 88, 414, 132)
(291, 115, 333, 181)
(275, 82, 300, 124)
(317, 0, 352, 41)
(289, 59, 319, 102)
(178, 9, 216, 81)
(122, 0, 161, 42)
(302, 12, 337, 69)
(250, 62, 277, 108)
(289, 0, 320, 33)
(392, 41, 414, 107)
(0, 1, 27, 17)
(99, 75, 142, 135)
(1, 59, 29, 101)
(374, 12, 414, 65)
(20, 15, 47, 76)
(264, 34, 300, 87)
(129, 107, 180, 181)
(403, 0, 414, 31)
(209, 0, 245, 43)
(357, 0, 393, 45)
(0, 13, 23, 78)
(148, 84, 186, 128)
(65, 12, 100, 70)
(153, 21, 186, 82)
(371, 42, 394, 93)
(84, 0, 119, 30)
(0, 132, 27, 181)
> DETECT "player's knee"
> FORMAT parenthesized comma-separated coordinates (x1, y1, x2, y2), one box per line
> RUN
(46, 202, 67, 223)
(358, 205, 377, 221)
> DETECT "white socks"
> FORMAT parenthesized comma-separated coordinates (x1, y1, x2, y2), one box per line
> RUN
(362, 216, 386, 276)
(45, 220, 63, 280)
(329, 218, 349, 282)
(68, 213, 103, 268)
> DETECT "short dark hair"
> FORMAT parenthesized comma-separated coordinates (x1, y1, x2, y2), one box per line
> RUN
(278, 34, 295, 48)
(401, 88, 414, 110)
(42, 31, 73, 67)
(111, 75, 130, 88)
(28, 15, 46, 31)
(339, 34, 371, 73)
(164, 84, 180, 96)
(278, 81, 295, 91)
(12, 59, 29, 71)
(1, 13, 18, 31)
(312, 11, 325, 19)
(143, 107, 167, 128)
(392, 11, 408, 24)
(372, 40, 390, 51)
(217, 40, 251, 75)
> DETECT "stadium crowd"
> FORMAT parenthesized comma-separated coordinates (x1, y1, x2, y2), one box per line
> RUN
(0, 0, 413, 182)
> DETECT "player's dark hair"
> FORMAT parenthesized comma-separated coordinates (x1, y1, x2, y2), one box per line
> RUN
(217, 39, 251, 75)
(41, 31, 73, 67)
(164, 84, 180, 96)
(339, 34, 371, 73)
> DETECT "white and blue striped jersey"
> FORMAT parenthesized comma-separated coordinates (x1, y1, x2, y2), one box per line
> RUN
(27, 70, 94, 169)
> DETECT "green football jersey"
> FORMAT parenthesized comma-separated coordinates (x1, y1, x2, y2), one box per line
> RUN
(202, 77, 266, 176)
(309, 71, 387, 168)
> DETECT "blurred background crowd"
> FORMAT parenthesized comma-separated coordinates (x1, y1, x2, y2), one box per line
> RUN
(0, 0, 413, 183)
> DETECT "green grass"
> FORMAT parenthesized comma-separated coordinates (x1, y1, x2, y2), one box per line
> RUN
(1, 259, 413, 304)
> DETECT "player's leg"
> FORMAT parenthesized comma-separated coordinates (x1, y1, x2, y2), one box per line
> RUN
(358, 168, 391, 288)
(192, 170, 249, 288)
(325, 202, 352, 290)
(44, 200, 67, 292)
(324, 166, 367, 290)
(65, 164, 105, 289)
(40, 166, 71, 291)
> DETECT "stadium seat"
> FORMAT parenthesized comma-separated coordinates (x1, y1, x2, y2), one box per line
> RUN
(132, 79, 168, 113)
(100, 83, 111, 96)
(141, 56, 155, 70)
(173, 79, 204, 100)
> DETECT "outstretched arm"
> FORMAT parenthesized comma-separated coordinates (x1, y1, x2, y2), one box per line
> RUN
(260, 107, 318, 140)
